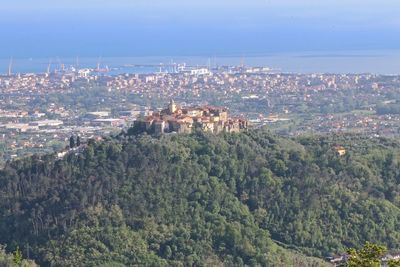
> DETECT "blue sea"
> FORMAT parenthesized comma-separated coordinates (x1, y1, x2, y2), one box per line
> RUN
(1, 50, 400, 75)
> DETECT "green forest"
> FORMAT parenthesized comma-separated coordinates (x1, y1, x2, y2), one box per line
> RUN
(1, 128, 400, 266)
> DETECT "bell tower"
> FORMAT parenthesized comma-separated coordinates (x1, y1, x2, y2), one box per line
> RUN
(169, 99, 177, 114)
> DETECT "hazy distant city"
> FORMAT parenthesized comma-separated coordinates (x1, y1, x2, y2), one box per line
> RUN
(1, 60, 400, 164)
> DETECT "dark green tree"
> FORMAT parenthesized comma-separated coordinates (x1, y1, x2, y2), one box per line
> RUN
(69, 136, 75, 148)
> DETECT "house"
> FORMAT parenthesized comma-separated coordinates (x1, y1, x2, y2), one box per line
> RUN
(91, 118, 125, 127)
(334, 146, 346, 156)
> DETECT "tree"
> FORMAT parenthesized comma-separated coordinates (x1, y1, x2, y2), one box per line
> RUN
(69, 136, 75, 148)
(0, 245, 37, 267)
(389, 260, 400, 267)
(13, 246, 23, 265)
(347, 242, 386, 267)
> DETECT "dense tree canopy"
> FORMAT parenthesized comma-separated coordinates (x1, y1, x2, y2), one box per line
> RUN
(0, 129, 400, 266)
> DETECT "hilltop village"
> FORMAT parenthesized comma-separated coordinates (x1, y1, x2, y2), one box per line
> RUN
(2, 66, 400, 164)
(132, 100, 249, 134)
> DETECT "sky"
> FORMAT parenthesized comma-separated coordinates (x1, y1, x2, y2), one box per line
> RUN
(0, 0, 400, 58)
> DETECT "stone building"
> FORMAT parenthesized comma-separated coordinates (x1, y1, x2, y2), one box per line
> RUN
(133, 100, 249, 135)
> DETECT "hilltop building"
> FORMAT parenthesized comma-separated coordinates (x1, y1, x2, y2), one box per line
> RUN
(132, 100, 249, 135)
(334, 146, 346, 156)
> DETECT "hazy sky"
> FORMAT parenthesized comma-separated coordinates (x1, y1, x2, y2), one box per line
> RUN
(1, 0, 399, 57)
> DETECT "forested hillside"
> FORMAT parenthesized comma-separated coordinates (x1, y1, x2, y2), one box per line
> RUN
(1, 129, 400, 266)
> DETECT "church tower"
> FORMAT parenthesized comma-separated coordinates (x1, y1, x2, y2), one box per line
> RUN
(169, 99, 177, 114)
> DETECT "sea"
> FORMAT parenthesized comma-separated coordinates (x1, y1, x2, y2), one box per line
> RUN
(1, 50, 400, 75)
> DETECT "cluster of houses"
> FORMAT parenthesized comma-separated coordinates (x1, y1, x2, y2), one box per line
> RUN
(133, 100, 249, 135)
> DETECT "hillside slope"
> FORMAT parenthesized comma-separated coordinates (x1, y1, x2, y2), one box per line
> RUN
(1, 130, 400, 266)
